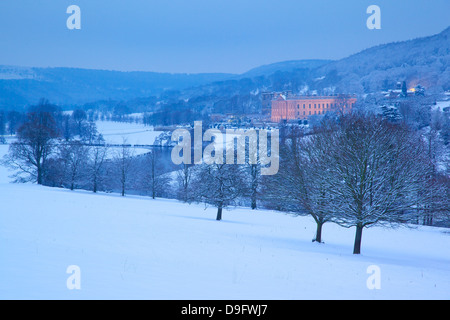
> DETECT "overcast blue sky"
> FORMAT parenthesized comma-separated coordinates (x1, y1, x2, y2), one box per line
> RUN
(0, 0, 449, 74)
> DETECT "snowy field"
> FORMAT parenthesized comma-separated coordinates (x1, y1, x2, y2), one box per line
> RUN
(95, 121, 163, 146)
(94, 120, 166, 157)
(0, 144, 449, 300)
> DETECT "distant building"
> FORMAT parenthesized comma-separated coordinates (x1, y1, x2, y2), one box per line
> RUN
(412, 84, 425, 96)
(270, 94, 357, 122)
(261, 91, 292, 115)
(385, 81, 426, 98)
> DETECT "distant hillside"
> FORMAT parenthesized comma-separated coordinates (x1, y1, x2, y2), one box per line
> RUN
(312, 27, 450, 94)
(0, 60, 331, 110)
(240, 59, 333, 78)
(0, 66, 234, 110)
(1, 26, 449, 111)
(173, 27, 450, 109)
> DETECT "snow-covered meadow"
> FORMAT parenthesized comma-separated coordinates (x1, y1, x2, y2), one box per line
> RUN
(95, 121, 163, 146)
(92, 120, 165, 157)
(0, 143, 449, 300)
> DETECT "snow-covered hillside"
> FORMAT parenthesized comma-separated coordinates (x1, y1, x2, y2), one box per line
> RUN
(315, 27, 450, 93)
(0, 144, 449, 300)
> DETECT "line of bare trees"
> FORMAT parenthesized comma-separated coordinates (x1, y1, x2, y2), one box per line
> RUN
(1, 101, 175, 197)
(263, 112, 449, 254)
(2, 101, 449, 254)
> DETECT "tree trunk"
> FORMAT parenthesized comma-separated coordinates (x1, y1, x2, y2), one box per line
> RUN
(70, 173, 75, 191)
(37, 164, 43, 185)
(251, 195, 257, 210)
(353, 224, 363, 254)
(216, 206, 223, 221)
(314, 221, 323, 243)
(251, 164, 258, 210)
(121, 172, 125, 196)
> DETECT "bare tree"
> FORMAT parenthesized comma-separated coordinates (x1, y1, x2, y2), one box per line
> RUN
(141, 148, 170, 199)
(72, 109, 87, 136)
(87, 144, 109, 193)
(192, 163, 246, 221)
(176, 163, 196, 202)
(419, 110, 448, 225)
(59, 140, 88, 190)
(264, 125, 337, 243)
(397, 99, 431, 130)
(114, 139, 135, 197)
(81, 121, 103, 145)
(324, 113, 432, 254)
(248, 163, 260, 210)
(3, 102, 60, 184)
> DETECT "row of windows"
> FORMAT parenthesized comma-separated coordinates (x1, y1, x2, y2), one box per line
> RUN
(276, 111, 326, 117)
(272, 101, 356, 121)
(295, 110, 326, 116)
(277, 108, 341, 117)
(276, 108, 336, 116)
(296, 103, 346, 109)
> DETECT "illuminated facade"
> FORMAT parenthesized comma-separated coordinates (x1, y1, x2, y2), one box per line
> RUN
(270, 94, 357, 122)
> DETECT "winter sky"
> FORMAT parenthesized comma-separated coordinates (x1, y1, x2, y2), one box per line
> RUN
(0, 0, 449, 74)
